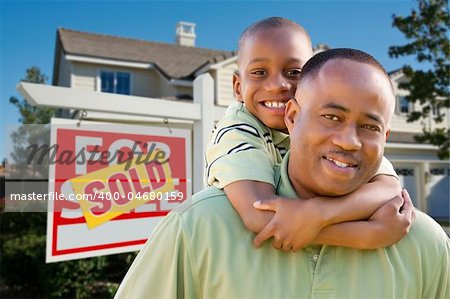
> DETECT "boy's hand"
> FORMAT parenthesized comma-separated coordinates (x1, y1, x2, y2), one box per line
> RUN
(252, 198, 325, 252)
(366, 189, 415, 248)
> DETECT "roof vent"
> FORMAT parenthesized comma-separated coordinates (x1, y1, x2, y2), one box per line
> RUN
(176, 21, 196, 47)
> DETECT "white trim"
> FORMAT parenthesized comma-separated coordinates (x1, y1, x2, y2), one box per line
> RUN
(129, 71, 134, 95)
(83, 111, 194, 125)
(194, 55, 237, 76)
(390, 159, 448, 163)
(386, 142, 437, 150)
(389, 127, 425, 134)
(389, 70, 405, 82)
(214, 68, 219, 105)
(18, 82, 202, 121)
(178, 21, 196, 27)
(192, 73, 215, 192)
(169, 79, 192, 87)
(96, 70, 100, 92)
(65, 54, 154, 69)
(69, 61, 74, 87)
(210, 55, 238, 69)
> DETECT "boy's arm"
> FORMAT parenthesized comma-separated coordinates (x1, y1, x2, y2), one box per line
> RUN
(224, 181, 275, 233)
(205, 104, 283, 233)
(224, 181, 328, 247)
(253, 174, 403, 250)
(319, 174, 402, 225)
(312, 190, 415, 249)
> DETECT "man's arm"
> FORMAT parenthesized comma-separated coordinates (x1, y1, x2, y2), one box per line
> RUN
(114, 213, 198, 299)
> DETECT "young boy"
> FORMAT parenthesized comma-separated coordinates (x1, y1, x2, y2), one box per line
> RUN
(205, 17, 412, 251)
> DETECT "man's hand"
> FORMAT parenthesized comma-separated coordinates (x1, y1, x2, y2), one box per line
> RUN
(252, 198, 325, 252)
(365, 189, 416, 248)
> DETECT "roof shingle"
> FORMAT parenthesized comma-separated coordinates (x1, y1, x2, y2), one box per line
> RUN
(56, 28, 235, 80)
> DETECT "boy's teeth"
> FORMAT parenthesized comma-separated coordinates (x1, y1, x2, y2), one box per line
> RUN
(264, 101, 286, 108)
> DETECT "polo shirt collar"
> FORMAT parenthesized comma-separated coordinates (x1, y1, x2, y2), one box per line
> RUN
(271, 129, 289, 146)
(275, 151, 298, 199)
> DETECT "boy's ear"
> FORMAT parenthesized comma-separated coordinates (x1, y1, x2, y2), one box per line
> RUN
(284, 99, 300, 134)
(233, 70, 244, 102)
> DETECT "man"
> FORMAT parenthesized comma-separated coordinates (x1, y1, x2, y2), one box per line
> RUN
(115, 49, 449, 299)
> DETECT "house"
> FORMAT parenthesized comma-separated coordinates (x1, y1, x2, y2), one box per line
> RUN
(52, 23, 449, 224)
(53, 22, 236, 107)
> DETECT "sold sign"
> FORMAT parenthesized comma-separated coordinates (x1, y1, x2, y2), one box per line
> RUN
(71, 151, 175, 229)
(47, 119, 191, 262)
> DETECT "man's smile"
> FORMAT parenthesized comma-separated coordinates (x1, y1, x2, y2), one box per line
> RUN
(320, 152, 360, 175)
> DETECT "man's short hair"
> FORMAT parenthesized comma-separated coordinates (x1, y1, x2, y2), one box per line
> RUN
(298, 48, 394, 92)
(238, 17, 310, 55)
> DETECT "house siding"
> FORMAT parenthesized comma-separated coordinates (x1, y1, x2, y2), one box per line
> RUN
(391, 113, 426, 133)
(158, 80, 177, 98)
(133, 69, 159, 98)
(57, 54, 72, 87)
(390, 75, 449, 133)
(72, 62, 98, 91)
(215, 61, 237, 106)
(68, 61, 201, 99)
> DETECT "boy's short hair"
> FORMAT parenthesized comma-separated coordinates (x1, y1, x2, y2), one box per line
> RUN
(238, 17, 311, 56)
(298, 48, 394, 93)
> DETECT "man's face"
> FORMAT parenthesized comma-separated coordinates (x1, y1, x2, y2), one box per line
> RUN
(234, 28, 313, 130)
(285, 59, 394, 197)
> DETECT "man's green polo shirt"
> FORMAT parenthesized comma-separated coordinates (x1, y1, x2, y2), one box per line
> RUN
(115, 153, 449, 299)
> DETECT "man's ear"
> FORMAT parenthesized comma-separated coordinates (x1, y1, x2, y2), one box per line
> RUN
(284, 99, 300, 134)
(233, 70, 244, 102)
(385, 129, 391, 141)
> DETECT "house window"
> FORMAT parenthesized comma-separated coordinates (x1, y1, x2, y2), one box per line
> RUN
(395, 168, 415, 176)
(398, 96, 411, 114)
(100, 71, 130, 95)
(432, 103, 441, 116)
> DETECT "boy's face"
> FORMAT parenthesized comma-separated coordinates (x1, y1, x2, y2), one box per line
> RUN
(234, 28, 313, 130)
(285, 59, 394, 198)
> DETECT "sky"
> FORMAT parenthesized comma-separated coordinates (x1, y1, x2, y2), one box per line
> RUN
(0, 0, 421, 161)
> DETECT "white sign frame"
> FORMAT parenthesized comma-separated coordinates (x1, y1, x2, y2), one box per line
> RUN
(46, 118, 192, 262)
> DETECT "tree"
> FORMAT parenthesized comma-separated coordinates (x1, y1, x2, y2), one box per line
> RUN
(389, 0, 449, 159)
(9, 66, 56, 124)
(8, 67, 53, 207)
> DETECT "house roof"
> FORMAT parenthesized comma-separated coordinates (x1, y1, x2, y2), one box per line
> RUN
(53, 27, 236, 84)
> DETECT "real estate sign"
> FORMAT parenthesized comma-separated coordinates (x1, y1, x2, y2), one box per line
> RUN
(46, 119, 191, 262)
